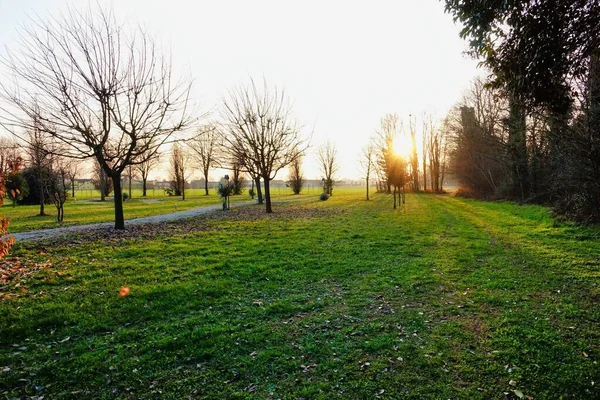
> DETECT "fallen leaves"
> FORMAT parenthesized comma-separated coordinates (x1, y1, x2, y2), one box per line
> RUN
(20, 203, 345, 248)
(0, 257, 54, 300)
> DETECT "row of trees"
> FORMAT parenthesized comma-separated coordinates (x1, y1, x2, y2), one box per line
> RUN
(444, 0, 600, 222)
(0, 135, 76, 222)
(358, 112, 448, 207)
(0, 6, 310, 229)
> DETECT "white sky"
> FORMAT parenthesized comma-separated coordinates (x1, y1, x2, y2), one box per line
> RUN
(0, 0, 480, 181)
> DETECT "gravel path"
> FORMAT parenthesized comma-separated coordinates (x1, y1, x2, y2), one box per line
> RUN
(8, 200, 255, 242)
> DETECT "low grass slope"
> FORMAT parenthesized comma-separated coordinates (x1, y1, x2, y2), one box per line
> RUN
(1, 192, 599, 398)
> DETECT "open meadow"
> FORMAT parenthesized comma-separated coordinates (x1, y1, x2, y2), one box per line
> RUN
(0, 187, 313, 233)
(1, 190, 599, 398)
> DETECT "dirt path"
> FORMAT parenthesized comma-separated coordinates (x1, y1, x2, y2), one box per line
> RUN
(8, 200, 256, 242)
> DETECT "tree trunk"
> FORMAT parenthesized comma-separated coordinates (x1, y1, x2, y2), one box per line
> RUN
(263, 177, 272, 213)
(204, 171, 209, 195)
(393, 187, 397, 209)
(128, 172, 132, 199)
(182, 182, 185, 201)
(71, 179, 75, 198)
(411, 155, 420, 192)
(423, 160, 427, 192)
(39, 172, 46, 216)
(142, 177, 147, 197)
(112, 174, 125, 230)
(366, 174, 370, 201)
(430, 163, 435, 192)
(507, 95, 529, 200)
(39, 193, 45, 216)
(100, 169, 106, 201)
(441, 162, 446, 191)
(255, 177, 263, 204)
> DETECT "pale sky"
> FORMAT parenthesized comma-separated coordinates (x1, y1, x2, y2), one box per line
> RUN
(0, 0, 480, 181)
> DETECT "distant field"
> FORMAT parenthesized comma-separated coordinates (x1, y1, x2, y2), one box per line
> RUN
(0, 186, 327, 233)
(1, 192, 599, 398)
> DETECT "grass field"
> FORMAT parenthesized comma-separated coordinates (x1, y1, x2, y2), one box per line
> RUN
(0, 188, 305, 233)
(1, 191, 599, 398)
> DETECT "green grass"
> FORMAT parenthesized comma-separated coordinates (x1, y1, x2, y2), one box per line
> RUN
(1, 188, 306, 233)
(1, 192, 599, 398)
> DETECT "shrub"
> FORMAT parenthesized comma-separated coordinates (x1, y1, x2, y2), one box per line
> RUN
(454, 187, 476, 198)
(217, 180, 234, 198)
(122, 192, 129, 202)
(319, 192, 329, 201)
(5, 173, 30, 206)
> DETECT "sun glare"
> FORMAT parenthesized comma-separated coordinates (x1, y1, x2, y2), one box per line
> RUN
(393, 135, 412, 158)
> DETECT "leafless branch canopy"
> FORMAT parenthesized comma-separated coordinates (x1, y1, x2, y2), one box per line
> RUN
(188, 124, 223, 178)
(221, 79, 306, 182)
(0, 5, 192, 174)
(318, 141, 339, 195)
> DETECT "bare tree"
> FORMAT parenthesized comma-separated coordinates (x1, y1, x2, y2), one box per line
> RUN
(125, 165, 136, 199)
(135, 154, 160, 197)
(91, 160, 113, 198)
(428, 127, 447, 192)
(446, 78, 508, 198)
(408, 115, 420, 192)
(287, 153, 305, 195)
(390, 154, 410, 209)
(50, 157, 69, 222)
(0, 5, 192, 229)
(188, 125, 222, 195)
(221, 79, 306, 213)
(318, 141, 339, 196)
(359, 140, 376, 200)
(421, 113, 431, 191)
(27, 119, 56, 216)
(169, 143, 190, 200)
(374, 114, 403, 193)
(65, 160, 79, 198)
(0, 137, 21, 175)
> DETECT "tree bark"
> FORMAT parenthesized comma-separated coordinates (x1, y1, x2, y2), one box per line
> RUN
(423, 155, 427, 192)
(38, 169, 46, 216)
(263, 177, 272, 213)
(204, 170, 209, 195)
(112, 174, 125, 230)
(39, 190, 45, 216)
(255, 177, 263, 204)
(507, 95, 529, 200)
(71, 178, 75, 198)
(366, 174, 370, 201)
(142, 178, 147, 197)
(100, 169, 106, 201)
